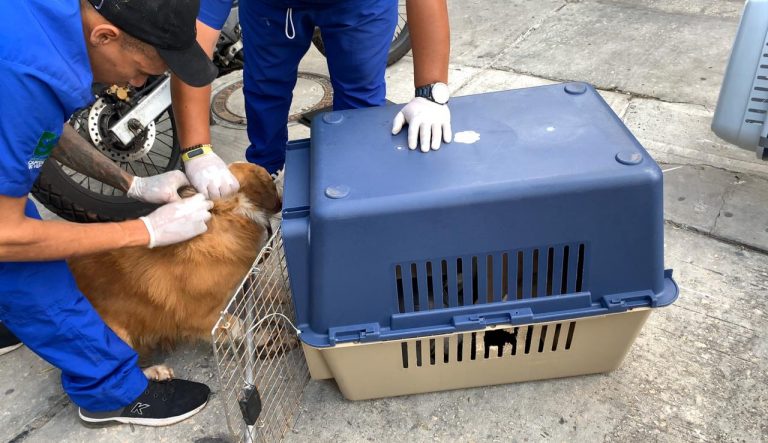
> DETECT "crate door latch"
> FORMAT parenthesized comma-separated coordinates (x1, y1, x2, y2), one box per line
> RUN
(239, 384, 262, 426)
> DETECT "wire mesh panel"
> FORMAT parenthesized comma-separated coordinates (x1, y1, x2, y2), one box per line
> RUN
(212, 227, 309, 443)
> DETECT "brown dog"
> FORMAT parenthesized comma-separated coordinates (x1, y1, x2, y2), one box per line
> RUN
(67, 163, 280, 377)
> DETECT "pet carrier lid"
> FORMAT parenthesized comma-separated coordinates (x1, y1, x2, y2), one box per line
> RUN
(308, 83, 655, 220)
(283, 83, 678, 348)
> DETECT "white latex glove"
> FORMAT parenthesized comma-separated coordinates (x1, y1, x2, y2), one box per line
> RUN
(391, 97, 452, 152)
(139, 193, 214, 248)
(126, 171, 190, 204)
(183, 151, 240, 200)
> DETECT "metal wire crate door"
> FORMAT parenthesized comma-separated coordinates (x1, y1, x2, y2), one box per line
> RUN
(212, 228, 309, 443)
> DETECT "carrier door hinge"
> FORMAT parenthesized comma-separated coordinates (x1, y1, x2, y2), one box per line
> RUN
(328, 323, 381, 345)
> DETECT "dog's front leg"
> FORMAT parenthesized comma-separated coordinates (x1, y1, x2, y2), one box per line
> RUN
(142, 364, 175, 381)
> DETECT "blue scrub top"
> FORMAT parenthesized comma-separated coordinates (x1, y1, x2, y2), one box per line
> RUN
(0, 0, 93, 199)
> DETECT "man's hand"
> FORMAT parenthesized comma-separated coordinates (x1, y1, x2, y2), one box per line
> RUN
(392, 97, 452, 152)
(139, 194, 213, 248)
(126, 171, 190, 204)
(183, 151, 239, 200)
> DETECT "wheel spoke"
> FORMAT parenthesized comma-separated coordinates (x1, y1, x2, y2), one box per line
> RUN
(147, 156, 168, 174)
(156, 124, 172, 135)
(132, 150, 172, 175)
(144, 152, 162, 170)
(52, 96, 180, 202)
(155, 137, 175, 151)
(136, 158, 151, 176)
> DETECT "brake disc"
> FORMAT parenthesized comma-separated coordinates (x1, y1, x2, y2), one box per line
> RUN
(87, 97, 156, 163)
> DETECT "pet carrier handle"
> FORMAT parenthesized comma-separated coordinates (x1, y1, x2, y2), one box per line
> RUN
(390, 292, 595, 333)
(384, 274, 678, 343)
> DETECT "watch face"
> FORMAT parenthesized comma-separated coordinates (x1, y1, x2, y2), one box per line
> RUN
(431, 83, 450, 104)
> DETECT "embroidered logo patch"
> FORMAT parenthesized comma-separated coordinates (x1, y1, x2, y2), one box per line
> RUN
(27, 131, 59, 170)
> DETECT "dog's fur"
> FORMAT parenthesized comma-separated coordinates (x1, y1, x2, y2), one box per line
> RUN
(68, 163, 281, 362)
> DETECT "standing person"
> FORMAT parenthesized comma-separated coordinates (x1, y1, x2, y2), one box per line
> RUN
(170, 0, 451, 194)
(1, 0, 219, 427)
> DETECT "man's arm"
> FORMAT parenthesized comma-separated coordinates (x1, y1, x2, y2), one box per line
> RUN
(171, 20, 221, 150)
(407, 0, 450, 87)
(171, 19, 239, 199)
(392, 0, 452, 152)
(51, 124, 192, 204)
(51, 124, 133, 192)
(0, 194, 148, 261)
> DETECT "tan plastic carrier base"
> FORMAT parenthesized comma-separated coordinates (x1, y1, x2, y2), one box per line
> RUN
(303, 309, 651, 400)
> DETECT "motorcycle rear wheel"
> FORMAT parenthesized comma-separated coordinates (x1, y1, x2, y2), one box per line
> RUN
(31, 98, 180, 223)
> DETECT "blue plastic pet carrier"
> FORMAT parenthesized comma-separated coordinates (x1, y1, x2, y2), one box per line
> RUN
(281, 83, 678, 400)
(712, 0, 768, 160)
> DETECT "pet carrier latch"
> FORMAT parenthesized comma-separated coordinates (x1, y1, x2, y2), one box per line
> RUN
(599, 291, 658, 312)
(238, 384, 263, 426)
(328, 323, 381, 345)
(452, 308, 535, 330)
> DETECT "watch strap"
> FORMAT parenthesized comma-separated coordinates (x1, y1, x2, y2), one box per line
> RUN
(415, 82, 449, 104)
(415, 84, 434, 101)
(181, 144, 213, 162)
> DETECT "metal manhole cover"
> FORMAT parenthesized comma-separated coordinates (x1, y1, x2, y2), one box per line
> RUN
(211, 71, 333, 129)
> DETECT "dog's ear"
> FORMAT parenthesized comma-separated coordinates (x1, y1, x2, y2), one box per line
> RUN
(178, 185, 197, 199)
(251, 169, 281, 215)
(228, 162, 283, 215)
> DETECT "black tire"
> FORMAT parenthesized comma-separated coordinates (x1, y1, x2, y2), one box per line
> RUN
(386, 23, 411, 66)
(312, 23, 411, 67)
(31, 160, 160, 223)
(31, 108, 181, 223)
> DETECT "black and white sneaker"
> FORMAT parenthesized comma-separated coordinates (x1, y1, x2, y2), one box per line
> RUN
(78, 379, 210, 427)
(0, 322, 23, 356)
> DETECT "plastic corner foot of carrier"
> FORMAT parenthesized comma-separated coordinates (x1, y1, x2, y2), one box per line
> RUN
(757, 144, 768, 161)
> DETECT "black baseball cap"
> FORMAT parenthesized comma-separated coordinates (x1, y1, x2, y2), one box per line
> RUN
(88, 0, 218, 87)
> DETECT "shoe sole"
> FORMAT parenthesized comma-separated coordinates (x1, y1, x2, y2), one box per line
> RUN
(78, 398, 209, 427)
(0, 343, 23, 356)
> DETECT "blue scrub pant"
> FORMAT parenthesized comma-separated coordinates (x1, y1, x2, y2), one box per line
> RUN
(240, 0, 398, 174)
(0, 201, 147, 411)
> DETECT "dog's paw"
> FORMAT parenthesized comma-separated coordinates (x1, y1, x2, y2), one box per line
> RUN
(143, 364, 175, 381)
(215, 314, 246, 343)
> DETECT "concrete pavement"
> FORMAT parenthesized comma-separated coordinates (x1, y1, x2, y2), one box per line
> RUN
(4, 0, 767, 441)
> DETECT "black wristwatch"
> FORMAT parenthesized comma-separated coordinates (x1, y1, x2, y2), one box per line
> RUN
(415, 82, 450, 105)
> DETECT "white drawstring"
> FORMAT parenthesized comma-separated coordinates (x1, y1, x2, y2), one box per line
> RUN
(285, 8, 296, 40)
